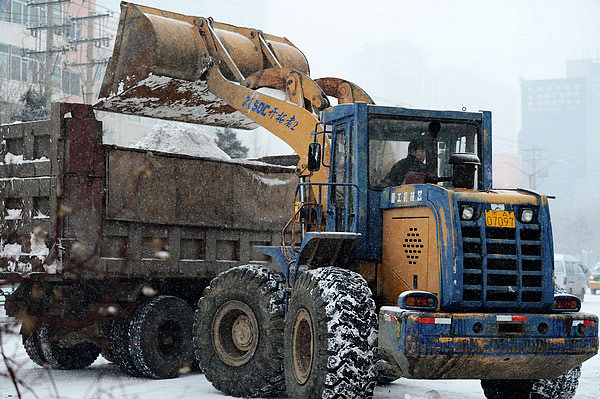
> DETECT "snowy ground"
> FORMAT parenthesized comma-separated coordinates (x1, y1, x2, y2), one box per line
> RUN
(1, 296, 600, 399)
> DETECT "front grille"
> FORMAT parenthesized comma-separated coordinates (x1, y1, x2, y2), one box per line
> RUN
(460, 215, 543, 309)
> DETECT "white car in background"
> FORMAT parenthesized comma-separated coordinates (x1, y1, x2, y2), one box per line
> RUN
(554, 254, 588, 301)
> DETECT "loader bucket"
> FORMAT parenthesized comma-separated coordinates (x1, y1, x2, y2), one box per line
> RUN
(96, 2, 310, 128)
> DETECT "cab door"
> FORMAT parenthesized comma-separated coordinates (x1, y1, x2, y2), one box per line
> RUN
(328, 121, 355, 232)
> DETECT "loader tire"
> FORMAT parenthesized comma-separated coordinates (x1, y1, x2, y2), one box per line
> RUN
(128, 295, 195, 379)
(284, 267, 378, 399)
(194, 265, 286, 398)
(481, 366, 581, 399)
(35, 324, 100, 370)
(530, 366, 581, 399)
(103, 316, 143, 377)
(481, 379, 536, 399)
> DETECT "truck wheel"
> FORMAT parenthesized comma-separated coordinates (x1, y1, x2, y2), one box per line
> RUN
(128, 295, 195, 379)
(103, 316, 143, 377)
(34, 325, 100, 370)
(194, 265, 286, 398)
(22, 331, 46, 367)
(592, 289, 597, 295)
(481, 366, 581, 399)
(284, 267, 378, 399)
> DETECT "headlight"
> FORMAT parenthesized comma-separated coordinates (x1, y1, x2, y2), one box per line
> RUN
(521, 208, 534, 223)
(461, 206, 474, 220)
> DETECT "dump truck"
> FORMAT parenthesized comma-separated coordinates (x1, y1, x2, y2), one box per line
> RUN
(4, 2, 599, 399)
(0, 102, 299, 378)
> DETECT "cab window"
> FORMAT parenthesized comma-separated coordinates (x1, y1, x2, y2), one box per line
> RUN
(368, 116, 479, 189)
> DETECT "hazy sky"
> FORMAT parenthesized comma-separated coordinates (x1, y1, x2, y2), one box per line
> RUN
(97, 0, 600, 154)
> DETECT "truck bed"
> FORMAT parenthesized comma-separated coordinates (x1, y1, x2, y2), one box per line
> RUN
(0, 103, 297, 281)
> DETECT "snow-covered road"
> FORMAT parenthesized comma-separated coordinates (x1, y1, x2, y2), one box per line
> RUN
(2, 296, 600, 399)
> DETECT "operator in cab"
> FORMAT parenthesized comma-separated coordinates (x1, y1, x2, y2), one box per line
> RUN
(383, 138, 426, 186)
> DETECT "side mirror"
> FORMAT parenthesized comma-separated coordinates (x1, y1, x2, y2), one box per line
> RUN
(307, 142, 321, 171)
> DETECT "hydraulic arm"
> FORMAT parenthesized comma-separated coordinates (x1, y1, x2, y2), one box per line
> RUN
(97, 2, 374, 214)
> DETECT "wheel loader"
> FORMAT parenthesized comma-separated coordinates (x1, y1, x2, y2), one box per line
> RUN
(4, 2, 597, 399)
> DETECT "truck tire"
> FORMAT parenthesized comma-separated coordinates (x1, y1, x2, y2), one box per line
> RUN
(128, 295, 195, 379)
(103, 316, 143, 377)
(34, 325, 100, 370)
(284, 267, 378, 399)
(22, 332, 46, 367)
(481, 366, 581, 399)
(194, 265, 286, 398)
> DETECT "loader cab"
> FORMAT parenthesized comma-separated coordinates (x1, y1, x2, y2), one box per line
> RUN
(321, 103, 492, 260)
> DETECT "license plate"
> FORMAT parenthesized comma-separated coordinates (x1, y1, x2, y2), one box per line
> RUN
(485, 210, 515, 228)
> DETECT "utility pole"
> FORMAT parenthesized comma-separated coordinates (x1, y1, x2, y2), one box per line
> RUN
(86, 8, 94, 104)
(44, 1, 54, 110)
(68, 13, 111, 103)
(522, 148, 547, 190)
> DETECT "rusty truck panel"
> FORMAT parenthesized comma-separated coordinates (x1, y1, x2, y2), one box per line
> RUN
(106, 149, 294, 230)
(0, 103, 296, 280)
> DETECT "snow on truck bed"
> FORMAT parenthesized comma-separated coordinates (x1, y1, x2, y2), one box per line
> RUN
(131, 122, 296, 173)
(132, 122, 231, 160)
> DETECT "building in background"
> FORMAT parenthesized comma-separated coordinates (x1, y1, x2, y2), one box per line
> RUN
(519, 59, 600, 209)
(519, 58, 600, 263)
(0, 0, 115, 123)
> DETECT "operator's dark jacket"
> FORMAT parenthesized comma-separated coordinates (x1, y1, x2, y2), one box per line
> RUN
(383, 154, 426, 186)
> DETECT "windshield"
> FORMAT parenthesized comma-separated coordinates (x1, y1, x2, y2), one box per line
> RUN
(368, 116, 480, 189)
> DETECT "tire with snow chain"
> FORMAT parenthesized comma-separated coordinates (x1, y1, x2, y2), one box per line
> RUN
(531, 366, 581, 399)
(194, 264, 286, 398)
(32, 324, 100, 370)
(128, 295, 195, 379)
(284, 267, 378, 399)
(481, 366, 581, 399)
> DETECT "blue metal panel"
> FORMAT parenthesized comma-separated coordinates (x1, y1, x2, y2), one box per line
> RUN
(517, 188, 555, 305)
(353, 103, 374, 258)
(481, 110, 493, 190)
(378, 307, 598, 379)
(363, 105, 484, 122)
(453, 191, 554, 311)
(321, 103, 357, 122)
(254, 245, 298, 282)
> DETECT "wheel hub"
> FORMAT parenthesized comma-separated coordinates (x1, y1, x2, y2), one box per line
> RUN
(232, 315, 254, 351)
(291, 308, 313, 385)
(157, 321, 184, 359)
(212, 300, 259, 367)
